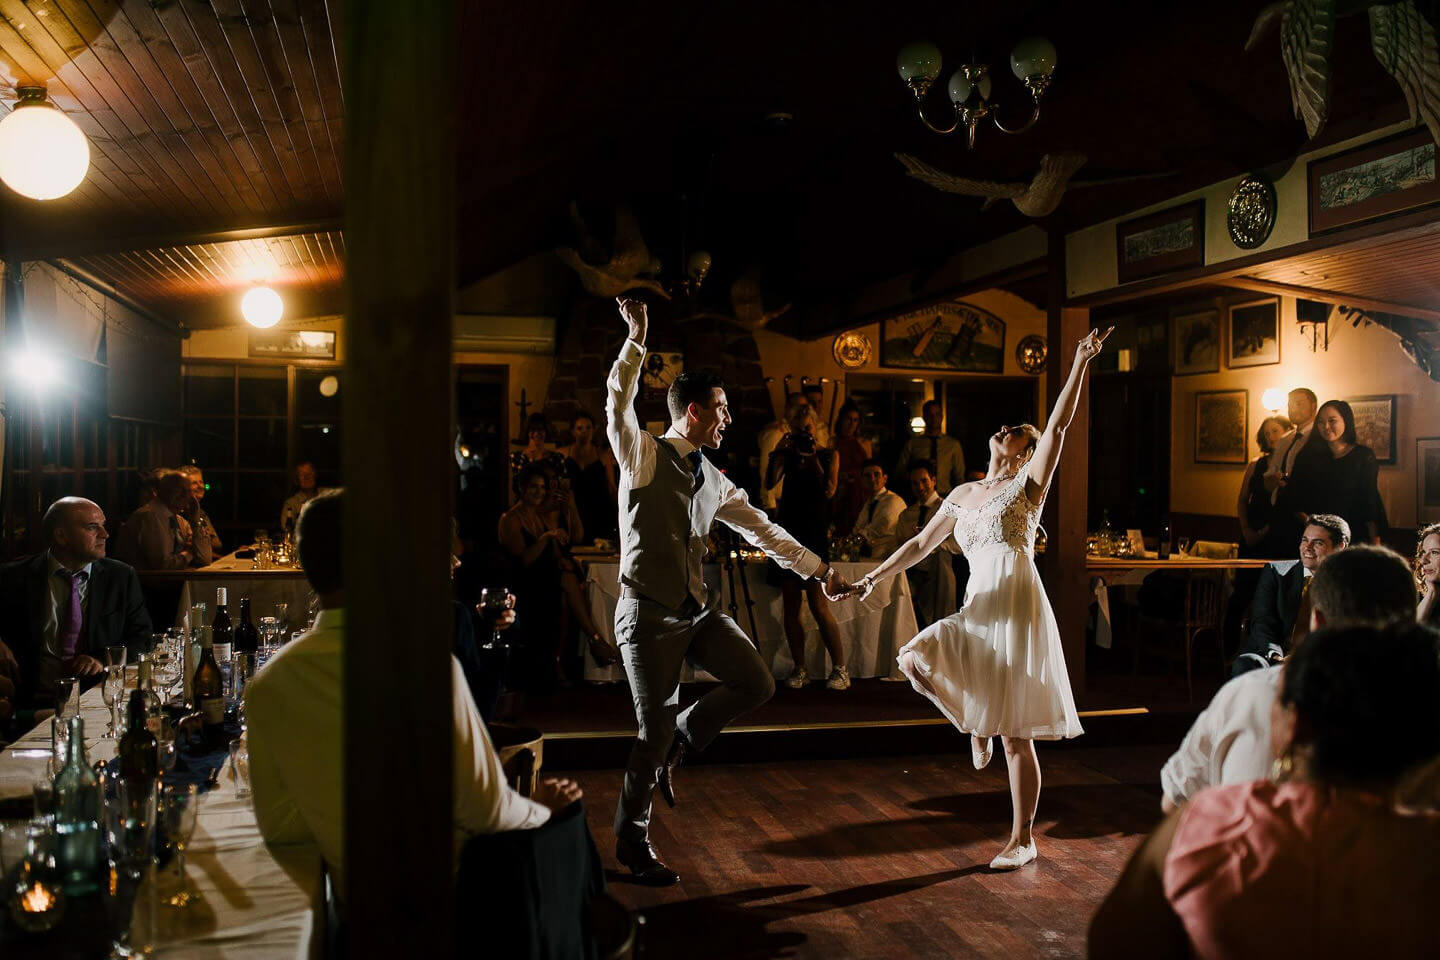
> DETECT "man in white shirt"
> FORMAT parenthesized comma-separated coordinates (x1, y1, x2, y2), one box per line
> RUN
(755, 399, 801, 510)
(1160, 544, 1419, 813)
(245, 491, 581, 893)
(851, 460, 906, 558)
(894, 400, 965, 494)
(895, 460, 957, 628)
(112, 473, 197, 570)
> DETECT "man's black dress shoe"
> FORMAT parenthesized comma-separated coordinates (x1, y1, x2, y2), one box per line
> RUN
(615, 838, 681, 886)
(658, 733, 689, 809)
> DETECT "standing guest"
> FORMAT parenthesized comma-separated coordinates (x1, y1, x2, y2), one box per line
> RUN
(850, 460, 906, 558)
(1161, 544, 1418, 813)
(1092, 620, 1440, 960)
(509, 413, 566, 499)
(112, 473, 197, 571)
(755, 398, 799, 511)
(800, 381, 831, 448)
(1416, 523, 1440, 624)
(830, 402, 872, 535)
(1236, 415, 1292, 557)
(1232, 514, 1350, 676)
(246, 491, 584, 896)
(766, 402, 849, 691)
(559, 411, 617, 546)
(177, 465, 223, 565)
(1264, 387, 1320, 547)
(897, 460, 957, 629)
(1291, 399, 1382, 544)
(0, 497, 151, 710)
(280, 462, 328, 538)
(894, 400, 964, 495)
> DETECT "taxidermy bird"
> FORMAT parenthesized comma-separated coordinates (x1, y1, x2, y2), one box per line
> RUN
(896, 152, 1088, 218)
(684, 267, 792, 331)
(1246, 0, 1440, 146)
(555, 202, 671, 299)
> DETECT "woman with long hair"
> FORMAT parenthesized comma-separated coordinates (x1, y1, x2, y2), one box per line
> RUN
(1236, 415, 1293, 557)
(1416, 522, 1440, 624)
(839, 328, 1111, 869)
(560, 410, 618, 545)
(1290, 399, 1382, 544)
(830, 401, 872, 535)
(510, 412, 566, 498)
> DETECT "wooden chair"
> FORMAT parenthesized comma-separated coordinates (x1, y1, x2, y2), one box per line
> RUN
(1135, 573, 1226, 702)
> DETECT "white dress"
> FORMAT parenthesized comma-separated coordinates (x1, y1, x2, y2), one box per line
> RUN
(896, 467, 1083, 740)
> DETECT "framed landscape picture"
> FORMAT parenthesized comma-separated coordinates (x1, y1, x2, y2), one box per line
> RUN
(249, 329, 336, 359)
(1226, 298, 1280, 368)
(1116, 200, 1205, 283)
(1420, 437, 1440, 524)
(1309, 129, 1440, 234)
(1172, 308, 1220, 375)
(1347, 394, 1397, 464)
(880, 299, 1005, 372)
(1195, 389, 1248, 464)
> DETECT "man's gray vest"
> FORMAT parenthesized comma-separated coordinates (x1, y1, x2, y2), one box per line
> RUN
(619, 437, 723, 610)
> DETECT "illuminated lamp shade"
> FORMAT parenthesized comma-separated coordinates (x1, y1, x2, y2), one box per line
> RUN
(909, 415, 926, 435)
(1261, 388, 1286, 411)
(241, 286, 284, 328)
(318, 375, 339, 398)
(0, 86, 90, 201)
(896, 41, 942, 84)
(947, 69, 992, 105)
(1010, 36, 1057, 80)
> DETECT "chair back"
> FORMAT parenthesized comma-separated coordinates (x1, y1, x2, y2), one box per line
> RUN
(488, 723, 543, 797)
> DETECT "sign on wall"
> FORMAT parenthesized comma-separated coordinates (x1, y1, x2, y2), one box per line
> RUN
(880, 300, 1005, 373)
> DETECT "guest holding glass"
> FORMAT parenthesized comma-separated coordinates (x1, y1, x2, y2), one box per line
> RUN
(1417, 523, 1440, 625)
(831, 401, 872, 535)
(559, 410, 617, 546)
(766, 403, 849, 691)
(1236, 415, 1292, 558)
(1290, 399, 1382, 544)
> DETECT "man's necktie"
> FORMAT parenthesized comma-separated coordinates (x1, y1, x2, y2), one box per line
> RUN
(865, 499, 878, 524)
(686, 450, 704, 492)
(929, 437, 938, 471)
(1288, 578, 1313, 652)
(914, 504, 930, 535)
(1282, 429, 1305, 474)
(55, 569, 87, 659)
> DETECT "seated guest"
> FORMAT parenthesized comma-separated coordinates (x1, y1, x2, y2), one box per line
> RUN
(177, 465, 223, 564)
(0, 497, 152, 711)
(451, 519, 516, 721)
(113, 473, 197, 570)
(280, 461, 328, 538)
(1093, 620, 1440, 960)
(850, 459, 906, 558)
(897, 460, 957, 628)
(1231, 514, 1349, 677)
(246, 491, 584, 894)
(1160, 544, 1418, 813)
(1417, 523, 1440, 625)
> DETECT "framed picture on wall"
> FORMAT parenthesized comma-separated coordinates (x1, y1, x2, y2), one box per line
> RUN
(1308, 128, 1440, 234)
(1226, 298, 1280, 368)
(1419, 437, 1440, 524)
(880, 299, 1005, 372)
(1195, 389, 1248, 464)
(1347, 394, 1397, 464)
(1172, 308, 1220, 375)
(1115, 200, 1205, 283)
(641, 351, 684, 401)
(249, 329, 336, 359)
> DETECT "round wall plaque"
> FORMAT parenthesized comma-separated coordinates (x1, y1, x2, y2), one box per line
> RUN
(832, 331, 872, 369)
(1015, 334, 1047, 375)
(1226, 174, 1276, 250)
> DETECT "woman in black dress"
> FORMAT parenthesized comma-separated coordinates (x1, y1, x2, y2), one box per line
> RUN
(1295, 400, 1382, 544)
(560, 410, 617, 545)
(765, 404, 849, 690)
(1236, 415, 1293, 558)
(510, 413, 566, 498)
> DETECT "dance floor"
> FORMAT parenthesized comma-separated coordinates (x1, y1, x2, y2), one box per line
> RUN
(560, 743, 1170, 959)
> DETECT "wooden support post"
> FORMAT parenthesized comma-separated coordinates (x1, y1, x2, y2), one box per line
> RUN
(1045, 232, 1091, 696)
(343, 3, 456, 956)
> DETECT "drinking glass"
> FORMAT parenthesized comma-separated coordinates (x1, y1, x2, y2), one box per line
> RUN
(1176, 537, 1194, 557)
(105, 781, 157, 880)
(228, 739, 251, 799)
(106, 645, 128, 670)
(53, 677, 78, 722)
(33, 781, 57, 823)
(49, 717, 70, 777)
(479, 587, 514, 651)
(101, 667, 125, 738)
(160, 785, 199, 893)
(156, 720, 178, 777)
(274, 602, 289, 635)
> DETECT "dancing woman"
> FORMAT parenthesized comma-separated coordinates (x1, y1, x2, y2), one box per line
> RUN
(841, 327, 1111, 870)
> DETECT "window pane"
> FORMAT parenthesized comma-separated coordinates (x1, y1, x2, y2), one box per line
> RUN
(237, 419, 286, 467)
(235, 471, 287, 529)
(200, 471, 234, 526)
(82, 472, 108, 506)
(185, 419, 235, 469)
(184, 364, 235, 416)
(297, 423, 340, 476)
(296, 369, 342, 421)
(238, 367, 287, 417)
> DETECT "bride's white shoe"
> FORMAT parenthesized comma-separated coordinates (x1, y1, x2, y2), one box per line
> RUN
(971, 735, 993, 770)
(988, 840, 1038, 871)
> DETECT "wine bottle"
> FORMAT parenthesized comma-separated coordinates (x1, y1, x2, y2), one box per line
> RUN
(211, 587, 233, 664)
(1159, 517, 1173, 561)
(193, 624, 226, 738)
(53, 715, 100, 894)
(118, 689, 159, 788)
(235, 597, 259, 655)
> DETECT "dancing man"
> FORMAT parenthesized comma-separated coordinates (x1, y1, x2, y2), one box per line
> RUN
(607, 297, 853, 885)
(838, 327, 1111, 870)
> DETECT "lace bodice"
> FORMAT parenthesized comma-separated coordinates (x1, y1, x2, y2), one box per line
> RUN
(939, 468, 1043, 556)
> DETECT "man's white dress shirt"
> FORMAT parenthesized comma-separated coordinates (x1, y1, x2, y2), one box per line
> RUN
(896, 434, 966, 494)
(245, 608, 549, 893)
(1160, 666, 1282, 808)
(1264, 422, 1312, 504)
(851, 489, 907, 558)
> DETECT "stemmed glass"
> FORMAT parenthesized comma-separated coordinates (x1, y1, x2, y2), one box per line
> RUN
(101, 666, 125, 738)
(160, 785, 199, 906)
(106, 645, 128, 671)
(53, 677, 78, 723)
(156, 720, 178, 779)
(479, 587, 514, 651)
(104, 781, 157, 957)
(257, 617, 279, 664)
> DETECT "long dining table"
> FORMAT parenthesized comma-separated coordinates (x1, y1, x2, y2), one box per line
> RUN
(139, 550, 315, 630)
(0, 687, 324, 958)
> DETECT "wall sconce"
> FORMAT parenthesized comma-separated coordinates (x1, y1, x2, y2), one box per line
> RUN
(1261, 388, 1286, 411)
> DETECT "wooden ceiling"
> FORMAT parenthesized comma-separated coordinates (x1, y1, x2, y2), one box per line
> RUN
(1240, 228, 1440, 319)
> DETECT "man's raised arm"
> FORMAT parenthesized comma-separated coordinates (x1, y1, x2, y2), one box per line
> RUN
(607, 297, 652, 484)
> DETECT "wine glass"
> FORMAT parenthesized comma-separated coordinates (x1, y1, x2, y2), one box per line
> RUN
(106, 645, 128, 671)
(160, 785, 199, 901)
(479, 587, 514, 651)
(101, 666, 125, 738)
(1176, 537, 1194, 558)
(156, 720, 178, 778)
(105, 780, 157, 881)
(53, 677, 78, 722)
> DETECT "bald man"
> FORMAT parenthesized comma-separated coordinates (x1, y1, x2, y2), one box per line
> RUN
(0, 497, 152, 712)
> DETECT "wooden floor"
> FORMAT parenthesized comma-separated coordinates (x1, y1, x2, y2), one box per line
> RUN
(561, 743, 1170, 959)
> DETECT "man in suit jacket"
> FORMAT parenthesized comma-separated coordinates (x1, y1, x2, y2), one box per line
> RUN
(1231, 513, 1350, 676)
(0, 497, 153, 712)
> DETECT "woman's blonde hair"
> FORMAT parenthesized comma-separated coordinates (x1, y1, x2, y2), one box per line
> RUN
(1416, 522, 1440, 597)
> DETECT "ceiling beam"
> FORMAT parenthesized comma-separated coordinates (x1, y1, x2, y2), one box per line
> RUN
(9, 218, 344, 262)
(1210, 276, 1440, 322)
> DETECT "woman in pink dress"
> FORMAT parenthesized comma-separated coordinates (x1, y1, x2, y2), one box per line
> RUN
(830, 402, 871, 535)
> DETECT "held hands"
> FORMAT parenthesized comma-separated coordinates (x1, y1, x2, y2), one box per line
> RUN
(821, 565, 855, 601)
(533, 776, 584, 814)
(616, 297, 648, 345)
(1074, 326, 1115, 363)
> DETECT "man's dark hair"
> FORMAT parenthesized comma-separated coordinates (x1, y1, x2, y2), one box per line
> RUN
(1305, 513, 1351, 549)
(1280, 620, 1440, 785)
(906, 458, 936, 479)
(297, 490, 343, 595)
(1309, 544, 1417, 626)
(667, 370, 725, 421)
(1317, 399, 1359, 444)
(921, 399, 942, 416)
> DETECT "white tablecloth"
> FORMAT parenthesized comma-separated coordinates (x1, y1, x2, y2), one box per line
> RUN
(174, 553, 315, 631)
(0, 689, 322, 958)
(583, 560, 918, 682)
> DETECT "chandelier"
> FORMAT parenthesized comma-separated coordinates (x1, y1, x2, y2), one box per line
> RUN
(896, 37, 1057, 149)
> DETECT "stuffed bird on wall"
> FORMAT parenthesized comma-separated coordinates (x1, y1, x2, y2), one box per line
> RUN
(556, 202, 671, 299)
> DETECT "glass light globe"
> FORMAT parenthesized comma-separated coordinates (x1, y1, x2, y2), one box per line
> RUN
(896, 42, 942, 83)
(909, 416, 926, 435)
(948, 69, 992, 104)
(1261, 388, 1286, 411)
(319, 375, 339, 398)
(1010, 36, 1057, 80)
(241, 286, 284, 328)
(0, 96, 90, 200)
(686, 250, 712, 279)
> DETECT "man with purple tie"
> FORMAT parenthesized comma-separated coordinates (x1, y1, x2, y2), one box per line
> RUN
(0, 497, 152, 716)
